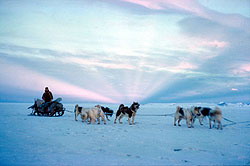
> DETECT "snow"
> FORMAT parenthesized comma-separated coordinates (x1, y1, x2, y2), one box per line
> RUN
(218, 102, 228, 106)
(0, 103, 250, 165)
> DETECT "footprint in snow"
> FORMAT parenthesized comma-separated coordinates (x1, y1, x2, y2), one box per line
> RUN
(173, 149, 182, 152)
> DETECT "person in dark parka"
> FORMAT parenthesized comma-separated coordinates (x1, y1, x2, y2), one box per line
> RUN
(42, 87, 53, 102)
(41, 87, 53, 113)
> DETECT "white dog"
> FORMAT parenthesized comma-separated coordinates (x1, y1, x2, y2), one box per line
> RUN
(74, 104, 90, 122)
(174, 106, 194, 128)
(74, 104, 106, 124)
(90, 105, 106, 124)
(208, 107, 223, 130)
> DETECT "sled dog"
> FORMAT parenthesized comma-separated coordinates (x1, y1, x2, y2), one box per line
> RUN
(191, 106, 223, 129)
(75, 105, 106, 124)
(99, 106, 114, 121)
(114, 102, 140, 125)
(208, 107, 223, 130)
(74, 104, 89, 122)
(174, 106, 194, 128)
(190, 106, 212, 125)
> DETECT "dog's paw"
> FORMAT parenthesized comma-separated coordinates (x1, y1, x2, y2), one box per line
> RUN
(174, 124, 176, 126)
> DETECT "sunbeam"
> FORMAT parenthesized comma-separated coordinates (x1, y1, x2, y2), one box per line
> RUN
(0, 0, 249, 103)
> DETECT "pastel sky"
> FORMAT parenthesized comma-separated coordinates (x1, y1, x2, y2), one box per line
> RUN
(0, 0, 250, 103)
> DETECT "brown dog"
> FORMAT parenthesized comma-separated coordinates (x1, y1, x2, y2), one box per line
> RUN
(208, 107, 223, 130)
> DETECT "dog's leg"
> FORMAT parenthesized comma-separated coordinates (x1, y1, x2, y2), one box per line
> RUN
(97, 117, 101, 124)
(131, 113, 136, 125)
(186, 119, 191, 128)
(174, 117, 177, 126)
(83, 115, 88, 123)
(128, 117, 131, 125)
(190, 118, 194, 128)
(90, 117, 96, 124)
(191, 119, 195, 128)
(192, 117, 196, 125)
(118, 114, 124, 124)
(114, 116, 118, 124)
(218, 120, 222, 130)
(178, 118, 182, 126)
(101, 115, 106, 124)
(209, 119, 212, 129)
(199, 117, 203, 125)
(81, 115, 85, 122)
(114, 111, 121, 124)
(106, 114, 110, 121)
(75, 112, 79, 121)
(216, 120, 219, 129)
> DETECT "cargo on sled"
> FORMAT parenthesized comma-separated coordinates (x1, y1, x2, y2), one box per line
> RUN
(28, 98, 65, 117)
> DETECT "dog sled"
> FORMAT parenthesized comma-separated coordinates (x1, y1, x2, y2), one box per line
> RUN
(28, 98, 65, 117)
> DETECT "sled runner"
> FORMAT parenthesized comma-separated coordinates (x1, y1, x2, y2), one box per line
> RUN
(28, 98, 65, 117)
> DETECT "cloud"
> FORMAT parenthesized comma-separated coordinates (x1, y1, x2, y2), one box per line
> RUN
(0, 43, 202, 75)
(198, 40, 228, 48)
(0, 59, 118, 103)
(231, 88, 238, 91)
(1, 0, 249, 103)
(62, 57, 135, 70)
(232, 64, 250, 77)
(120, 0, 250, 33)
(121, 0, 206, 15)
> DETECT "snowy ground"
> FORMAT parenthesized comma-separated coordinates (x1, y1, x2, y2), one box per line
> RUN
(0, 102, 250, 165)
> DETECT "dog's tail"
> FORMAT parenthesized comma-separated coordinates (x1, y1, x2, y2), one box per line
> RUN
(176, 106, 184, 116)
(214, 106, 222, 115)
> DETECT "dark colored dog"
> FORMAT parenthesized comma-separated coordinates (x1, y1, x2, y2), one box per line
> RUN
(114, 102, 140, 125)
(100, 106, 114, 121)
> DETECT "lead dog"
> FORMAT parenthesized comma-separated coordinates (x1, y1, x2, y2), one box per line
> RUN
(174, 106, 194, 128)
(114, 102, 140, 125)
(75, 104, 106, 124)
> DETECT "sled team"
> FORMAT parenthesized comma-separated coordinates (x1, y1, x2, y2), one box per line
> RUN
(75, 102, 140, 125)
(31, 87, 223, 129)
(74, 101, 222, 129)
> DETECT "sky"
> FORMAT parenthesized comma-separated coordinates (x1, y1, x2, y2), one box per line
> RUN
(0, 0, 250, 104)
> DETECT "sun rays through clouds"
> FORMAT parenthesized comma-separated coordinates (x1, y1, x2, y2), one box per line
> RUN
(0, 0, 249, 103)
